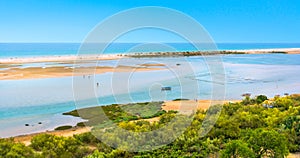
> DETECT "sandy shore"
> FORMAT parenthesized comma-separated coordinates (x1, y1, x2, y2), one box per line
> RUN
(0, 54, 125, 64)
(0, 65, 163, 80)
(0, 53, 168, 80)
(13, 126, 92, 146)
(226, 48, 300, 54)
(11, 99, 238, 144)
(1, 48, 299, 80)
(162, 100, 240, 115)
(130, 100, 239, 123)
(1, 48, 300, 65)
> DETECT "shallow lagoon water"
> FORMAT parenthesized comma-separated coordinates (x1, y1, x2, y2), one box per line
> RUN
(1, 54, 300, 137)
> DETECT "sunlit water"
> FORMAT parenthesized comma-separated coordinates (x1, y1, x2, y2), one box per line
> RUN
(1, 54, 300, 137)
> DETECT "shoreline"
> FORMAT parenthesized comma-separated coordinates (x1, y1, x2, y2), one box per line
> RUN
(1, 48, 300, 64)
(0, 54, 125, 64)
(6, 94, 299, 158)
(13, 126, 92, 146)
(1, 48, 299, 80)
(1, 48, 300, 156)
(9, 99, 239, 142)
(5, 96, 300, 157)
(225, 48, 300, 54)
(0, 65, 163, 80)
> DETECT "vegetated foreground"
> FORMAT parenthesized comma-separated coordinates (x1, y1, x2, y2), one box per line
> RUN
(1, 95, 300, 158)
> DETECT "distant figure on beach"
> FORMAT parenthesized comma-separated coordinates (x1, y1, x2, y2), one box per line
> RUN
(97, 82, 99, 87)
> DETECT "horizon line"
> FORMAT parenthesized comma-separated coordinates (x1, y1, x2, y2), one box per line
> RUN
(1, 42, 300, 44)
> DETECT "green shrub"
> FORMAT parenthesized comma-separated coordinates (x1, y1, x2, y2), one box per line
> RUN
(0, 138, 35, 158)
(54, 125, 73, 130)
(31, 134, 83, 158)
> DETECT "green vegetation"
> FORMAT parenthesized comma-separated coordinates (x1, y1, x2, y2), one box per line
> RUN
(128, 51, 247, 58)
(63, 102, 165, 126)
(241, 94, 268, 105)
(1, 95, 300, 157)
(122, 102, 164, 119)
(31, 134, 90, 158)
(0, 138, 35, 158)
(221, 140, 255, 158)
(172, 98, 189, 101)
(270, 51, 287, 54)
(54, 125, 73, 130)
(76, 122, 86, 127)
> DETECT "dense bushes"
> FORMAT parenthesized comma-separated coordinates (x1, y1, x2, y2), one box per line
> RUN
(63, 102, 165, 126)
(1, 95, 300, 157)
(0, 139, 35, 158)
(221, 140, 255, 158)
(54, 125, 73, 130)
(30, 134, 90, 158)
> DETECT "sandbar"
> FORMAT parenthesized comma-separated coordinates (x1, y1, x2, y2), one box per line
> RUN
(0, 65, 162, 80)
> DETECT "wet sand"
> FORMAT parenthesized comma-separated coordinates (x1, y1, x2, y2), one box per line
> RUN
(1, 48, 299, 80)
(0, 65, 163, 80)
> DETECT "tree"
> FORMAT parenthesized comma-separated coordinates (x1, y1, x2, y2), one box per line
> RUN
(255, 95, 268, 104)
(245, 129, 289, 158)
(210, 116, 241, 139)
(0, 138, 35, 158)
(241, 94, 254, 105)
(31, 134, 86, 158)
(221, 140, 255, 158)
(282, 115, 300, 152)
(274, 97, 294, 110)
(85, 150, 106, 158)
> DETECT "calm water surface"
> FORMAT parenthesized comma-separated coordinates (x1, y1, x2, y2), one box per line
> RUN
(1, 54, 300, 137)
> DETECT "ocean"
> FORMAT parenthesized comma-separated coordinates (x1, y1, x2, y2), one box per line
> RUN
(1, 43, 300, 137)
(1, 43, 300, 58)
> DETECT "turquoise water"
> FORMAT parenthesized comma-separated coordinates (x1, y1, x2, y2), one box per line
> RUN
(1, 44, 300, 137)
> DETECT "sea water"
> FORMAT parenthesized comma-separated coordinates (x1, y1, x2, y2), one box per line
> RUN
(1, 43, 300, 58)
(1, 44, 300, 137)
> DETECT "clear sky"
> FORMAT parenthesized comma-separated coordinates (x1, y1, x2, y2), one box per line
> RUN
(0, 0, 300, 43)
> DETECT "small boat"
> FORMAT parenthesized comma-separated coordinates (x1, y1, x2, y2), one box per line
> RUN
(161, 87, 171, 91)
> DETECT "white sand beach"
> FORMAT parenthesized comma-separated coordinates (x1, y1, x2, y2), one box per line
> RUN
(0, 54, 125, 64)
(1, 48, 300, 64)
(226, 48, 300, 54)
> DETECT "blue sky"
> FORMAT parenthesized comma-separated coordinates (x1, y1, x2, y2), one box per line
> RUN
(0, 0, 300, 43)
